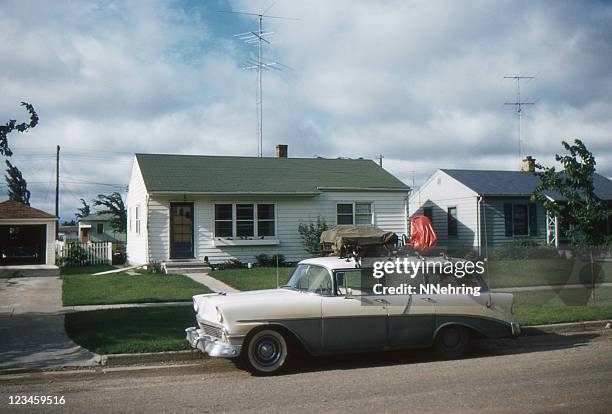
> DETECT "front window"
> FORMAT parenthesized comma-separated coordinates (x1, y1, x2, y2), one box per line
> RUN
(447, 207, 457, 237)
(283, 264, 333, 295)
(513, 205, 528, 236)
(336, 202, 373, 226)
(214, 203, 276, 238)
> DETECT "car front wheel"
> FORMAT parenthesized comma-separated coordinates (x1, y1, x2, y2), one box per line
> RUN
(244, 329, 290, 375)
(434, 325, 470, 359)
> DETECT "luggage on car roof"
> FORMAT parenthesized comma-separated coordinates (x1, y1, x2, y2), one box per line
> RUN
(320, 226, 398, 257)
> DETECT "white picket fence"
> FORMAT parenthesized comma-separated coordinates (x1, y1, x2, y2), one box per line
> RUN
(56, 241, 113, 266)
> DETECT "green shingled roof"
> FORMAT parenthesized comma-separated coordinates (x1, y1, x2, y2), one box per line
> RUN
(135, 154, 409, 194)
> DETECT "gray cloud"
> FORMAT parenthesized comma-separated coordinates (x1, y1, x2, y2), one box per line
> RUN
(0, 0, 610, 220)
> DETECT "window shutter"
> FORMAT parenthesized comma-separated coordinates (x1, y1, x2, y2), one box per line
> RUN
(529, 203, 538, 236)
(504, 203, 513, 237)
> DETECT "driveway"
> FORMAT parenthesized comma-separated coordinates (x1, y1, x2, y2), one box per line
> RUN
(0, 277, 99, 372)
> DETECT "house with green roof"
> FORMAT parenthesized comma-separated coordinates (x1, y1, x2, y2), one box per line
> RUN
(126, 147, 410, 266)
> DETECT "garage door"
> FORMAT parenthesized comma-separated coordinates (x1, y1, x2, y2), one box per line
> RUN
(0, 225, 47, 265)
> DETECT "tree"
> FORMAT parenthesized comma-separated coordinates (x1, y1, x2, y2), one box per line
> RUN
(532, 139, 608, 303)
(0, 102, 39, 156)
(532, 139, 607, 246)
(92, 192, 126, 233)
(61, 219, 77, 226)
(5, 160, 30, 205)
(298, 216, 328, 256)
(75, 198, 91, 220)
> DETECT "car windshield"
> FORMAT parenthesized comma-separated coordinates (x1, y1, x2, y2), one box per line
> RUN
(283, 264, 333, 295)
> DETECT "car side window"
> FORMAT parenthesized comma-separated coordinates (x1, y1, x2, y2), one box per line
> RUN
(335, 269, 376, 296)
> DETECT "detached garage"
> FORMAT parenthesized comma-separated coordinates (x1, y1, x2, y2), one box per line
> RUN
(0, 200, 58, 277)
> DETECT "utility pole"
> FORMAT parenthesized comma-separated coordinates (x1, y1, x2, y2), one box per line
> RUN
(504, 75, 535, 160)
(55, 145, 60, 239)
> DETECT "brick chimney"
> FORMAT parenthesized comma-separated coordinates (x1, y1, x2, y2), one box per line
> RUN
(521, 156, 535, 172)
(276, 144, 288, 158)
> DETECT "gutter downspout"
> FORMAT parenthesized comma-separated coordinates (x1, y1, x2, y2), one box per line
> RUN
(145, 193, 150, 264)
(476, 195, 482, 257)
(480, 194, 492, 307)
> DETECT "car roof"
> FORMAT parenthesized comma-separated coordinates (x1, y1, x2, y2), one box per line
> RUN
(298, 256, 362, 272)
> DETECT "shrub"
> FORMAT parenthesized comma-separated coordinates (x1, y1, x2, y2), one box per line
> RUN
(490, 241, 560, 260)
(112, 243, 126, 265)
(298, 216, 328, 256)
(216, 259, 245, 270)
(64, 242, 90, 267)
(146, 261, 164, 274)
(254, 253, 286, 267)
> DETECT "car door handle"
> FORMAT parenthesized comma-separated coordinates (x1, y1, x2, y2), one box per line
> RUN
(420, 297, 434, 302)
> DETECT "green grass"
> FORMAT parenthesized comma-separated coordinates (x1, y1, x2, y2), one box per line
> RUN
(62, 273, 212, 306)
(60, 265, 117, 276)
(515, 305, 612, 326)
(65, 306, 194, 354)
(488, 259, 612, 288)
(210, 267, 294, 291)
(513, 286, 612, 326)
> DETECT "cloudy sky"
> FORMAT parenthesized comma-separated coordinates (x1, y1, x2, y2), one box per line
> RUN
(1, 0, 611, 221)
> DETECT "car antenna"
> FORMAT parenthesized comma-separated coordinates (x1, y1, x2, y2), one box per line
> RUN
(276, 254, 279, 288)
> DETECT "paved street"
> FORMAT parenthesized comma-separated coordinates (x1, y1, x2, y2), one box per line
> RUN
(1, 331, 611, 413)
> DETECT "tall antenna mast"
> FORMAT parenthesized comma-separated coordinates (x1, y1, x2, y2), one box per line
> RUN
(504, 75, 535, 160)
(219, 7, 298, 157)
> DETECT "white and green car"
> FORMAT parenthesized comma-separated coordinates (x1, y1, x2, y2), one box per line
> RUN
(186, 256, 520, 375)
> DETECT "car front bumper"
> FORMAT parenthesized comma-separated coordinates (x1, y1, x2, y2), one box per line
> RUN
(185, 326, 241, 358)
(511, 322, 521, 337)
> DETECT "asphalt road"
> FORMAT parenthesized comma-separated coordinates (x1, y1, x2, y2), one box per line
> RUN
(1, 331, 611, 414)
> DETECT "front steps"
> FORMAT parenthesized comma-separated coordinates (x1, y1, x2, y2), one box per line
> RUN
(163, 261, 211, 275)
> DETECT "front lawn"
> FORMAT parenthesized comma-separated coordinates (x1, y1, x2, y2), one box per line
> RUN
(65, 306, 194, 354)
(62, 273, 212, 306)
(210, 267, 294, 291)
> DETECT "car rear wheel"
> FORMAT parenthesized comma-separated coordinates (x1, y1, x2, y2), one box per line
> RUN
(434, 325, 470, 359)
(244, 329, 290, 375)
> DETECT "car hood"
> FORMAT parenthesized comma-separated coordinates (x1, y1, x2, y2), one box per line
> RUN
(193, 288, 320, 326)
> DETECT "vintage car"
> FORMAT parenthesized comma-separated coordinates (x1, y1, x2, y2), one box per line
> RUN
(186, 256, 521, 374)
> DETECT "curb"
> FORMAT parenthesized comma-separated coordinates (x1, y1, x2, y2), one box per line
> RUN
(100, 350, 208, 367)
(522, 320, 612, 336)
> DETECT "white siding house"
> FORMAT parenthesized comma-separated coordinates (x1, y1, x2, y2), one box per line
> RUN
(410, 164, 612, 255)
(126, 152, 410, 265)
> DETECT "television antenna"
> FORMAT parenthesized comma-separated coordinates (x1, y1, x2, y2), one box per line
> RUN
(219, 6, 298, 157)
(504, 75, 535, 160)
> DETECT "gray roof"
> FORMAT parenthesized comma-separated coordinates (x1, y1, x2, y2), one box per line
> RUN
(135, 154, 409, 194)
(442, 169, 612, 200)
(80, 212, 115, 221)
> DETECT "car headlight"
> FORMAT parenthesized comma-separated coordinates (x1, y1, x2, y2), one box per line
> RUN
(216, 306, 224, 323)
(193, 299, 199, 313)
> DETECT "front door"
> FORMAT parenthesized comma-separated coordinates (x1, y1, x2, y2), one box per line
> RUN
(170, 203, 194, 259)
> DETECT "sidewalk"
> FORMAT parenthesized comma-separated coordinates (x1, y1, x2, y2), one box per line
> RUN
(64, 301, 191, 312)
(492, 282, 612, 293)
(0, 277, 100, 373)
(182, 272, 240, 293)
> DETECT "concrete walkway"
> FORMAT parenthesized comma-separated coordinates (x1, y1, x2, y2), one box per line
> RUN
(0, 277, 100, 373)
(182, 272, 240, 293)
(492, 282, 612, 293)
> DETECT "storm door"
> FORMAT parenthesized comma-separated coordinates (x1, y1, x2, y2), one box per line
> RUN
(170, 203, 194, 259)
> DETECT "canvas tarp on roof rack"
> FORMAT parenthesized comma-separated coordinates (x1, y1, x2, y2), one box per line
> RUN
(320, 226, 398, 257)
